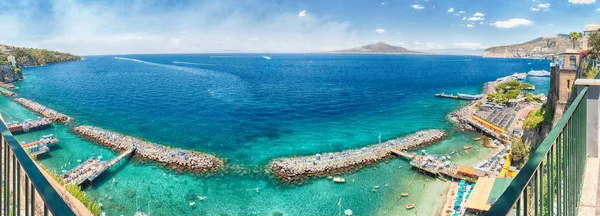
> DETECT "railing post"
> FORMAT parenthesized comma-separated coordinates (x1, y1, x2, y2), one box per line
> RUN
(575, 79, 600, 158)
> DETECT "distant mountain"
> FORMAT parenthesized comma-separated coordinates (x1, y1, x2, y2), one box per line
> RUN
(330, 42, 422, 54)
(421, 48, 485, 56)
(482, 35, 572, 59)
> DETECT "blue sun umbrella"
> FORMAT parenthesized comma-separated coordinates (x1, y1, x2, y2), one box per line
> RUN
(453, 214, 459, 216)
(454, 201, 461, 206)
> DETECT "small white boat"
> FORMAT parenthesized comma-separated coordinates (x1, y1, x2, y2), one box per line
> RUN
(197, 196, 205, 201)
(189, 202, 195, 206)
(374, 185, 380, 189)
(333, 177, 346, 183)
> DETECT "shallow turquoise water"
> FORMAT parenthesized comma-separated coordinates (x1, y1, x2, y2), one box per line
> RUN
(0, 54, 550, 215)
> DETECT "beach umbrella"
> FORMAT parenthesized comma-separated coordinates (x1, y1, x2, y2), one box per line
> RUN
(453, 214, 459, 216)
(344, 209, 353, 215)
(460, 180, 466, 184)
(454, 201, 460, 206)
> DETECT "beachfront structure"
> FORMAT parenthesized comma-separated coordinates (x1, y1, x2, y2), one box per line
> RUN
(484, 65, 600, 215)
(0, 114, 77, 215)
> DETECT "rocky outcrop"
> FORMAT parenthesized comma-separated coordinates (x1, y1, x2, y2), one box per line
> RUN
(0, 44, 82, 84)
(330, 42, 422, 54)
(483, 35, 572, 59)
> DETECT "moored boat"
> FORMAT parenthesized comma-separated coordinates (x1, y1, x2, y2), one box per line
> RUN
(333, 177, 345, 183)
(463, 145, 472, 150)
(406, 203, 415, 209)
(401, 192, 409, 197)
(473, 137, 481, 141)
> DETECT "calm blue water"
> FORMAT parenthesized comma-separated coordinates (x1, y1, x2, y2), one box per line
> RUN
(1, 54, 550, 215)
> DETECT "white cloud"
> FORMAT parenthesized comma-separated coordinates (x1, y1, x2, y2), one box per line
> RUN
(396, 32, 401, 35)
(248, 38, 259, 41)
(569, 0, 595, 4)
(411, 4, 425, 9)
(473, 12, 485, 17)
(492, 18, 533, 28)
(479, 22, 485, 25)
(375, 28, 385, 33)
(537, 3, 550, 8)
(447, 8, 454, 12)
(458, 11, 466, 14)
(467, 16, 485, 21)
(411, 42, 445, 50)
(531, 8, 540, 11)
(397, 42, 405, 45)
(452, 42, 487, 49)
(462, 17, 467, 20)
(298, 10, 306, 17)
(466, 24, 475, 28)
(597, 8, 600, 11)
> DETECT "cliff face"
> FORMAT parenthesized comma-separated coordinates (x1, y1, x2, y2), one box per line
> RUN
(0, 44, 82, 83)
(483, 35, 572, 59)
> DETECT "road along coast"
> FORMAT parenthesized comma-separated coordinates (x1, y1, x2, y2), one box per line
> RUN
(269, 129, 447, 182)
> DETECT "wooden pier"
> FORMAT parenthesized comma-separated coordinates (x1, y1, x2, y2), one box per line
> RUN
(63, 148, 135, 185)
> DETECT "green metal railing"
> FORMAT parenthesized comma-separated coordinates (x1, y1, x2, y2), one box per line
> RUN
(0, 119, 75, 215)
(486, 74, 597, 215)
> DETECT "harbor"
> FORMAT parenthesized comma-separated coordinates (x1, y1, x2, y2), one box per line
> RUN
(269, 129, 446, 182)
(13, 98, 73, 123)
(74, 125, 223, 173)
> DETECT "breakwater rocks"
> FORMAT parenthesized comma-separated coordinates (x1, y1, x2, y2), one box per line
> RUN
(0, 89, 16, 97)
(269, 129, 446, 182)
(13, 98, 73, 123)
(73, 126, 223, 173)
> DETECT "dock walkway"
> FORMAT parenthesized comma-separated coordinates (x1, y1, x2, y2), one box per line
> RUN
(63, 148, 135, 185)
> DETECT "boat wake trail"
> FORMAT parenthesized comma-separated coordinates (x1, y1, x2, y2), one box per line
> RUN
(173, 61, 217, 66)
(114, 57, 249, 103)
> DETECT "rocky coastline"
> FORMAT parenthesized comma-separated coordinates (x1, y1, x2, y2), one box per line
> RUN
(269, 129, 446, 182)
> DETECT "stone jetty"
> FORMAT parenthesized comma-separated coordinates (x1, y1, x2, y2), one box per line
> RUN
(269, 129, 446, 182)
(74, 126, 223, 173)
(0, 89, 16, 97)
(0, 83, 16, 89)
(13, 98, 73, 123)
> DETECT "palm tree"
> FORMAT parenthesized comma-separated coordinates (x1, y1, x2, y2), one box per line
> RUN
(569, 32, 583, 49)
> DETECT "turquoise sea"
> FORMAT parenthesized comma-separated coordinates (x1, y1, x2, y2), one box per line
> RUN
(0, 54, 550, 216)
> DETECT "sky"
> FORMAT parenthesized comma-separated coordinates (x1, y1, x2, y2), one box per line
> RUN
(0, 0, 598, 55)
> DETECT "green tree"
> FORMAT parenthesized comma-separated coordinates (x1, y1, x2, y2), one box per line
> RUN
(511, 139, 530, 168)
(570, 32, 583, 49)
(523, 109, 544, 129)
(588, 32, 600, 60)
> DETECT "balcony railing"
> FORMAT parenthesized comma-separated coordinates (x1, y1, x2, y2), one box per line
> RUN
(0, 119, 75, 215)
(486, 71, 600, 215)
